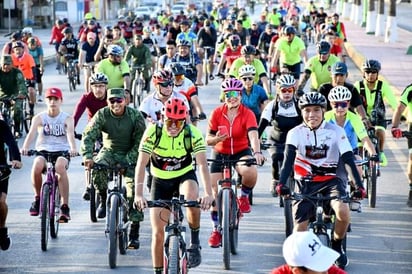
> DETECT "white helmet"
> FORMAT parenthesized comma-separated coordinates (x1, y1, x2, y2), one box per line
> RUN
(22, 27, 33, 35)
(328, 86, 352, 102)
(238, 65, 256, 77)
(276, 74, 296, 88)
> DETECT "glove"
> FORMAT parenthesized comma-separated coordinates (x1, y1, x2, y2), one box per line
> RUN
(370, 154, 380, 162)
(391, 127, 402, 138)
(351, 187, 366, 199)
(270, 66, 278, 74)
(276, 184, 291, 196)
(198, 112, 207, 120)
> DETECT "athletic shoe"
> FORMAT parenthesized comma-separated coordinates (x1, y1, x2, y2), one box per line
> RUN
(208, 230, 222, 248)
(97, 202, 106, 218)
(335, 249, 349, 269)
(238, 196, 251, 213)
(0, 227, 11, 251)
(29, 199, 40, 216)
(82, 188, 90, 201)
(407, 190, 412, 207)
(59, 204, 71, 222)
(187, 244, 202, 268)
(380, 152, 387, 167)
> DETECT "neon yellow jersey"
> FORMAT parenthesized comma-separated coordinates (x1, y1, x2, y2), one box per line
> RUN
(97, 59, 130, 89)
(268, 13, 282, 26)
(275, 36, 306, 65)
(229, 58, 266, 84)
(242, 17, 252, 29)
(305, 54, 340, 89)
(399, 84, 412, 121)
(354, 79, 398, 115)
(325, 110, 368, 149)
(139, 124, 206, 179)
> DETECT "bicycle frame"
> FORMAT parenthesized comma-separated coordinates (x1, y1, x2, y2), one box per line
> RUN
(202, 46, 213, 85)
(131, 65, 146, 108)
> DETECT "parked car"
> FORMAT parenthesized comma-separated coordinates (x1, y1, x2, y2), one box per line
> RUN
(134, 6, 151, 21)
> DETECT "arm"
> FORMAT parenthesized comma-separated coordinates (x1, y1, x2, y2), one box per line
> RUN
(257, 118, 270, 138)
(248, 129, 265, 165)
(72, 96, 87, 128)
(125, 111, 147, 164)
(195, 151, 213, 197)
(297, 70, 311, 91)
(21, 114, 41, 153)
(134, 151, 150, 201)
(341, 151, 363, 188)
(392, 102, 406, 128)
(65, 116, 78, 155)
(279, 144, 296, 184)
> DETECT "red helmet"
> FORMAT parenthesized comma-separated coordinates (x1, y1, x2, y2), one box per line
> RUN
(162, 98, 187, 120)
(152, 69, 173, 85)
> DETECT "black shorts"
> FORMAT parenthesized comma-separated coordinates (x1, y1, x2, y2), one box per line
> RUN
(34, 66, 43, 84)
(0, 168, 11, 194)
(210, 148, 253, 173)
(292, 177, 347, 223)
(408, 123, 412, 149)
(36, 150, 70, 173)
(151, 170, 198, 200)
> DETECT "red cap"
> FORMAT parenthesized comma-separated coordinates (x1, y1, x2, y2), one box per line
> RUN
(45, 87, 63, 99)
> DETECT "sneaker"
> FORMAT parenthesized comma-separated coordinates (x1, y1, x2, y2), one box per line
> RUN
(335, 249, 349, 270)
(59, 204, 71, 223)
(0, 227, 11, 251)
(238, 196, 251, 213)
(270, 180, 279, 197)
(380, 152, 387, 167)
(187, 244, 202, 268)
(208, 229, 222, 248)
(77, 78, 81, 85)
(128, 238, 140, 249)
(97, 202, 106, 218)
(209, 74, 215, 81)
(407, 190, 412, 207)
(29, 199, 40, 216)
(82, 188, 90, 201)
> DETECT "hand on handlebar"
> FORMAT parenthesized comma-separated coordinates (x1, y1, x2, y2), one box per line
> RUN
(199, 195, 215, 211)
(351, 187, 366, 200)
(276, 184, 291, 196)
(134, 195, 148, 211)
(391, 127, 402, 138)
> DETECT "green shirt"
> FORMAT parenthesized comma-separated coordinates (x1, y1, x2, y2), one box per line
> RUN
(97, 59, 130, 89)
(275, 36, 306, 65)
(268, 13, 282, 26)
(305, 54, 340, 89)
(0, 68, 28, 99)
(399, 84, 412, 121)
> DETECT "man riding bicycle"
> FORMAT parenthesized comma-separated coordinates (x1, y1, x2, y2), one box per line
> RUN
(59, 27, 81, 85)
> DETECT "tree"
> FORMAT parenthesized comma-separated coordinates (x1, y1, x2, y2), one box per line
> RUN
(384, 0, 397, 43)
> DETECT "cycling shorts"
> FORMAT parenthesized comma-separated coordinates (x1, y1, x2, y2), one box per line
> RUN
(34, 66, 43, 84)
(151, 170, 198, 200)
(0, 167, 11, 194)
(209, 148, 253, 174)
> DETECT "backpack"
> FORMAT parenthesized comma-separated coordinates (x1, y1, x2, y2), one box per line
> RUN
(153, 124, 193, 154)
(359, 80, 385, 123)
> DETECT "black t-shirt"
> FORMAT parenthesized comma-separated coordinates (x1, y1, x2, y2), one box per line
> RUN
(318, 82, 363, 111)
(168, 27, 180, 42)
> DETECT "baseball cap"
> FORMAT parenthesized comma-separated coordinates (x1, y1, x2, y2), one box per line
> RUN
(45, 87, 63, 99)
(107, 88, 125, 99)
(28, 37, 37, 45)
(331, 62, 348, 75)
(1, 55, 12, 65)
(283, 231, 340, 272)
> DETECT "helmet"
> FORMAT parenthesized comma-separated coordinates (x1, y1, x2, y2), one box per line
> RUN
(89, 72, 109, 85)
(298, 92, 327, 109)
(221, 78, 243, 92)
(177, 39, 192, 48)
(228, 34, 240, 47)
(362, 59, 381, 72)
(62, 18, 69, 24)
(84, 12, 93, 20)
(152, 69, 173, 85)
(56, 19, 64, 25)
(143, 26, 151, 33)
(283, 26, 296, 35)
(163, 98, 188, 120)
(22, 27, 33, 35)
(107, 45, 124, 56)
(331, 62, 348, 75)
(238, 65, 256, 77)
(276, 74, 296, 88)
(12, 41, 24, 49)
(62, 27, 73, 34)
(241, 45, 256, 55)
(328, 86, 352, 102)
(105, 25, 113, 31)
(169, 63, 185, 76)
(317, 40, 331, 54)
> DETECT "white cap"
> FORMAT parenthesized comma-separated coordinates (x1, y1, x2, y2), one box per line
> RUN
(282, 231, 340, 272)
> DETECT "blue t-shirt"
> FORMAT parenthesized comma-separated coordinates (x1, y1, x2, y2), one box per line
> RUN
(241, 84, 268, 120)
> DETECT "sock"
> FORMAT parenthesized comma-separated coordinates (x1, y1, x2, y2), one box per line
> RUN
(241, 185, 252, 197)
(211, 211, 219, 228)
(154, 267, 163, 274)
(331, 237, 343, 253)
(409, 183, 412, 191)
(190, 227, 200, 245)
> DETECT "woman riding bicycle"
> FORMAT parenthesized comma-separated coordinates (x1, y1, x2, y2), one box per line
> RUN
(205, 78, 265, 248)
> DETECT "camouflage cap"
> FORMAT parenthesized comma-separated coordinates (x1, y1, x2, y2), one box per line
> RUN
(1, 55, 13, 65)
(107, 88, 125, 99)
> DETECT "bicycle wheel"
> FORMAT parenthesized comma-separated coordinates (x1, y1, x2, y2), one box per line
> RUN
(316, 232, 330, 247)
(50, 184, 60, 238)
(204, 61, 209, 86)
(221, 189, 231, 270)
(89, 183, 97, 223)
(284, 198, 294, 237)
(137, 80, 144, 106)
(230, 190, 239, 255)
(118, 201, 128, 255)
(108, 195, 119, 268)
(131, 79, 138, 108)
(41, 184, 50, 251)
(167, 235, 180, 274)
(368, 162, 377, 208)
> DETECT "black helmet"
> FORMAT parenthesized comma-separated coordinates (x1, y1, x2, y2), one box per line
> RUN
(362, 59, 381, 72)
(62, 27, 73, 34)
(317, 40, 331, 54)
(241, 45, 256, 55)
(169, 62, 185, 76)
(283, 26, 296, 35)
(298, 92, 327, 109)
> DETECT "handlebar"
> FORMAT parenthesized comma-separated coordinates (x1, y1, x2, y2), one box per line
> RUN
(147, 198, 201, 209)
(26, 150, 72, 158)
(402, 130, 412, 139)
(286, 192, 349, 203)
(207, 158, 258, 167)
(82, 162, 135, 172)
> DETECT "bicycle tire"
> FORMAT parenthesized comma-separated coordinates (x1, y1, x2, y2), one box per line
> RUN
(118, 200, 128, 255)
(248, 189, 253, 205)
(50, 184, 60, 238)
(204, 61, 209, 86)
(284, 198, 294, 237)
(167, 235, 180, 274)
(222, 189, 231, 270)
(90, 184, 97, 223)
(230, 190, 239, 255)
(368, 162, 377, 208)
(70, 77, 76, 91)
(137, 79, 144, 106)
(131, 79, 138, 108)
(108, 195, 119, 268)
(41, 184, 50, 251)
(316, 232, 330, 247)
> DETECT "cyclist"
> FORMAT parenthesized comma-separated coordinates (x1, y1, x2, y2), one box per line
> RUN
(171, 39, 203, 86)
(216, 34, 242, 77)
(125, 34, 152, 94)
(141, 27, 160, 72)
(49, 19, 65, 71)
(152, 24, 168, 56)
(330, 14, 347, 42)
(21, 27, 42, 48)
(391, 83, 412, 207)
(176, 20, 198, 53)
(79, 32, 100, 91)
(21, 88, 78, 222)
(205, 78, 265, 248)
(257, 24, 276, 60)
(139, 69, 189, 124)
(297, 40, 340, 92)
(0, 119, 22, 251)
(27, 37, 44, 101)
(157, 39, 177, 70)
(277, 92, 366, 270)
(197, 19, 218, 81)
(59, 27, 81, 85)
(354, 59, 398, 167)
(270, 26, 307, 80)
(80, 88, 146, 249)
(257, 74, 302, 196)
(94, 33, 114, 61)
(120, 16, 136, 44)
(79, 19, 102, 44)
(134, 98, 214, 273)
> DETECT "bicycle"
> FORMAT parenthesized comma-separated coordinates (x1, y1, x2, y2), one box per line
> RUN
(131, 65, 146, 108)
(27, 150, 71, 251)
(147, 195, 201, 274)
(0, 97, 30, 138)
(361, 127, 380, 208)
(202, 46, 214, 86)
(207, 157, 257, 270)
(64, 54, 77, 92)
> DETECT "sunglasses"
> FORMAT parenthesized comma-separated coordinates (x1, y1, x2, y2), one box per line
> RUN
(242, 77, 254, 82)
(225, 91, 240, 99)
(331, 101, 348, 108)
(109, 97, 124, 104)
(159, 81, 173, 88)
(280, 87, 295, 93)
(364, 70, 378, 74)
(164, 118, 185, 128)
